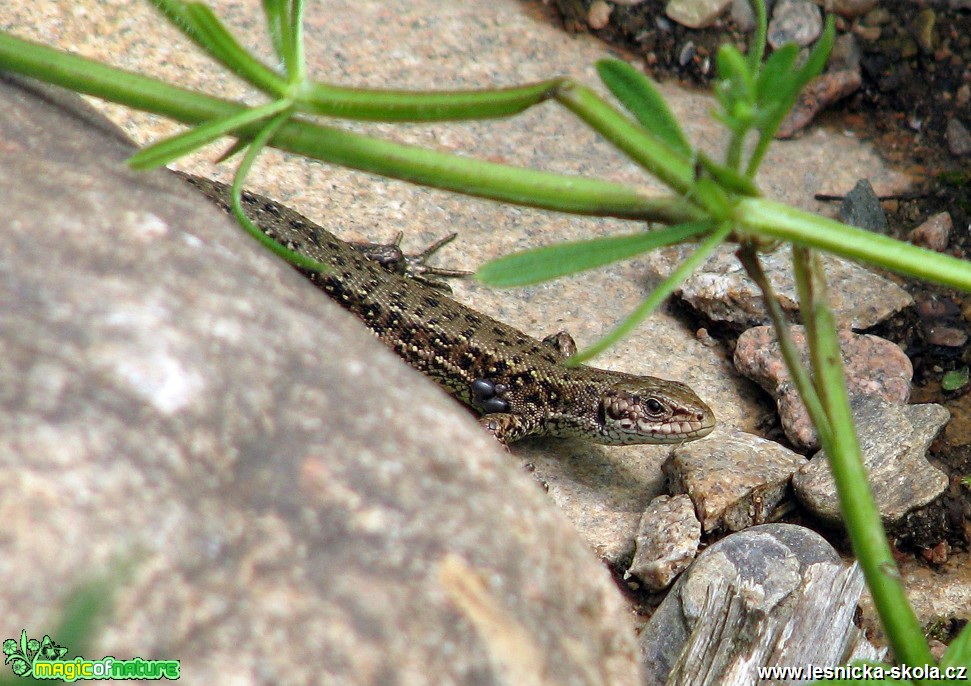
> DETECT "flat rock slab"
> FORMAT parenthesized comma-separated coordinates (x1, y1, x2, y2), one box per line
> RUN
(640, 524, 883, 686)
(0, 76, 643, 685)
(666, 429, 807, 533)
(735, 325, 914, 450)
(648, 245, 913, 331)
(793, 396, 950, 525)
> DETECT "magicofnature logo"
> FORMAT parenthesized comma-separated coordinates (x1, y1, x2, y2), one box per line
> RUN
(3, 630, 180, 681)
(3, 630, 67, 676)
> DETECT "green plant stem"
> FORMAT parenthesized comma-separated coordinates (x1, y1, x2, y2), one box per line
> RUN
(803, 254, 934, 673)
(0, 33, 690, 220)
(554, 80, 696, 196)
(737, 197, 971, 293)
(736, 245, 832, 446)
(791, 247, 828, 406)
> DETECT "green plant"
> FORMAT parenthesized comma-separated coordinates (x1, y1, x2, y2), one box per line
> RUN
(1, 0, 969, 680)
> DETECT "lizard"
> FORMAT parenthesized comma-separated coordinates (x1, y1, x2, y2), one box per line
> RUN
(179, 172, 716, 445)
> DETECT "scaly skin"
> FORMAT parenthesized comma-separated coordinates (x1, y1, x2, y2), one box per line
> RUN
(182, 173, 715, 445)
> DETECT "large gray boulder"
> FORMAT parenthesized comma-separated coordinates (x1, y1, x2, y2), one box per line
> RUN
(0, 75, 642, 685)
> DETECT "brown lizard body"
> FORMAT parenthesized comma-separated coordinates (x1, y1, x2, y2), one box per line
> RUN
(182, 173, 715, 445)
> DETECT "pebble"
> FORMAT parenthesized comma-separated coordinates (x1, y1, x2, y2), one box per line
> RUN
(792, 396, 950, 525)
(678, 40, 697, 66)
(777, 69, 862, 138)
(957, 85, 970, 108)
(646, 244, 913, 330)
(767, 0, 822, 49)
(839, 178, 889, 234)
(925, 325, 968, 347)
(827, 0, 879, 18)
(908, 211, 953, 252)
(946, 118, 971, 157)
(665, 0, 733, 29)
(626, 494, 701, 591)
(665, 429, 807, 533)
(734, 326, 913, 450)
(916, 294, 959, 320)
(640, 524, 884, 686)
(910, 8, 937, 54)
(587, 1, 612, 30)
(828, 33, 862, 73)
(730, 0, 756, 31)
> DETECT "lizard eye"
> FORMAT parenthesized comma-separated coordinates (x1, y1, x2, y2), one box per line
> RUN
(645, 397, 665, 415)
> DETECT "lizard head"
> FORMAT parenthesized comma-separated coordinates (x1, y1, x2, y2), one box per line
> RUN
(595, 377, 715, 445)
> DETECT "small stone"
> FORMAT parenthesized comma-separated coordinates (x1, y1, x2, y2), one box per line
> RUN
(827, 0, 879, 18)
(861, 7, 891, 25)
(946, 118, 971, 157)
(768, 0, 823, 49)
(957, 85, 970, 108)
(925, 325, 968, 348)
(666, 430, 807, 533)
(916, 295, 958, 320)
(920, 541, 949, 565)
(910, 8, 937, 54)
(853, 22, 882, 41)
(734, 326, 913, 450)
(730, 0, 756, 31)
(839, 179, 889, 234)
(626, 494, 701, 591)
(793, 397, 950, 525)
(908, 211, 953, 252)
(828, 33, 862, 72)
(777, 69, 862, 138)
(666, 0, 733, 29)
(678, 40, 697, 66)
(587, 1, 612, 29)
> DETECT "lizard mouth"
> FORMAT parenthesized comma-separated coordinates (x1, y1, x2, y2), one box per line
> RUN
(646, 415, 716, 442)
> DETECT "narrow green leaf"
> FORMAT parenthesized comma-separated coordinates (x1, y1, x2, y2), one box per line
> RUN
(262, 0, 288, 63)
(715, 44, 755, 102)
(747, 16, 835, 174)
(794, 14, 836, 91)
(555, 81, 695, 195)
(127, 99, 292, 169)
(225, 110, 332, 273)
(149, 0, 194, 37)
(300, 78, 560, 121)
(183, 3, 287, 96)
(568, 222, 732, 364)
(477, 221, 712, 287)
(595, 58, 692, 157)
(754, 43, 798, 106)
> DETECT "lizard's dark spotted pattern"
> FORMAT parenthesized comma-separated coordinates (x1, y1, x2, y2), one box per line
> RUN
(182, 173, 715, 445)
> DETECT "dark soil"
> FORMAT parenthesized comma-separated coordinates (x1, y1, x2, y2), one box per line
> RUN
(544, 0, 970, 634)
